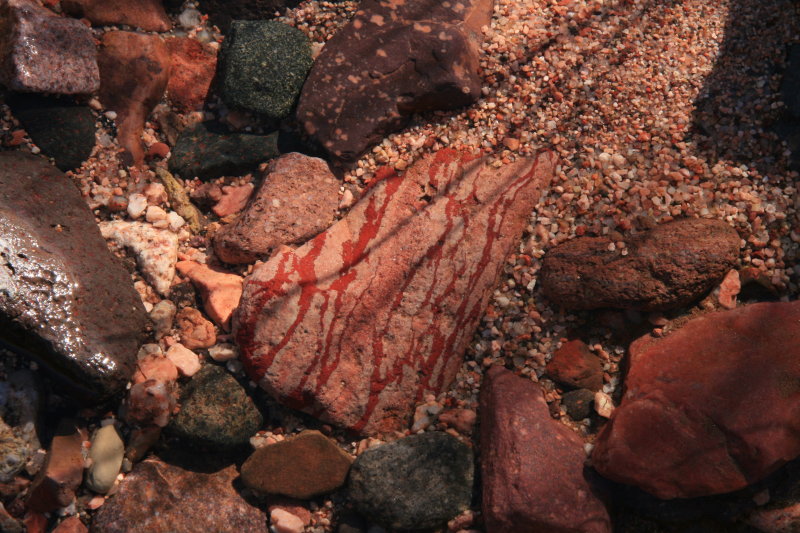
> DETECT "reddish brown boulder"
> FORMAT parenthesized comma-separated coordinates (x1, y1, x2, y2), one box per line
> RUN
(545, 340, 604, 391)
(213, 153, 340, 264)
(62, 0, 171, 32)
(165, 37, 217, 112)
(540, 218, 740, 311)
(27, 421, 86, 513)
(295, 0, 493, 160)
(234, 149, 556, 434)
(480, 366, 611, 533)
(98, 32, 171, 167)
(592, 301, 800, 499)
(90, 459, 268, 533)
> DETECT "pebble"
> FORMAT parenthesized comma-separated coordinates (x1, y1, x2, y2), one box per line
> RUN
(127, 194, 148, 219)
(594, 391, 615, 419)
(165, 343, 202, 378)
(86, 424, 125, 494)
(270, 509, 305, 533)
(149, 300, 177, 340)
(208, 343, 238, 362)
(132, 353, 178, 384)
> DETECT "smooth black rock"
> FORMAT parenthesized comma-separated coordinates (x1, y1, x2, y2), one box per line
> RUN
(0, 152, 147, 398)
(347, 431, 473, 531)
(168, 122, 280, 181)
(6, 93, 96, 171)
(167, 365, 263, 452)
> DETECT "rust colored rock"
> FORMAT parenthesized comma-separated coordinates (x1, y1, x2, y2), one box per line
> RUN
(132, 353, 178, 385)
(91, 459, 268, 533)
(480, 367, 611, 533)
(592, 301, 800, 499)
(52, 516, 87, 533)
(165, 37, 217, 112)
(98, 32, 171, 167)
(213, 153, 340, 264)
(175, 261, 243, 331)
(241, 430, 353, 498)
(212, 183, 254, 218)
(296, 0, 493, 160)
(545, 340, 604, 392)
(27, 421, 86, 513)
(62, 0, 171, 32)
(540, 218, 740, 311)
(176, 307, 216, 349)
(234, 149, 556, 434)
(0, 0, 99, 94)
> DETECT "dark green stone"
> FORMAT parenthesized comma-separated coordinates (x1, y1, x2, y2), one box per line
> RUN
(167, 365, 263, 452)
(168, 121, 279, 181)
(219, 20, 312, 119)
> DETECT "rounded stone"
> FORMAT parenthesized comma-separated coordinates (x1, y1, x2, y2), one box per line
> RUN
(86, 424, 125, 494)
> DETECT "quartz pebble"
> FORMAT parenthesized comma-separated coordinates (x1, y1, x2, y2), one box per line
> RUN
(165, 343, 201, 378)
(86, 424, 125, 494)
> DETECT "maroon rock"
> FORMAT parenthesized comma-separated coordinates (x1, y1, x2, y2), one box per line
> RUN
(27, 421, 86, 513)
(545, 340, 604, 391)
(539, 218, 740, 311)
(165, 37, 217, 112)
(62, 0, 171, 32)
(0, 0, 99, 94)
(480, 366, 611, 533)
(98, 32, 171, 167)
(213, 153, 340, 265)
(296, 0, 493, 160)
(52, 516, 88, 533)
(90, 459, 268, 533)
(592, 301, 800, 499)
(234, 149, 556, 435)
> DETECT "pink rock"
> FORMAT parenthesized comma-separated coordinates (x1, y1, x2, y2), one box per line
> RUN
(98, 32, 171, 167)
(27, 420, 87, 513)
(125, 379, 175, 428)
(0, 0, 99, 94)
(212, 183, 255, 218)
(132, 353, 179, 384)
(234, 149, 556, 435)
(270, 509, 304, 533)
(176, 261, 243, 331)
(62, 0, 171, 32)
(592, 301, 800, 499)
(717, 269, 740, 309)
(165, 37, 217, 112)
(480, 367, 611, 533)
(165, 343, 201, 378)
(545, 340, 604, 391)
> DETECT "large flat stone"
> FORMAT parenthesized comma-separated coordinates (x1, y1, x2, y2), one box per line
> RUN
(0, 152, 147, 397)
(234, 149, 556, 435)
(480, 366, 611, 532)
(592, 301, 800, 499)
(296, 0, 493, 160)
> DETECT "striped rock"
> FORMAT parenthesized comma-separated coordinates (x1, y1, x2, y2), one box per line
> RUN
(234, 149, 556, 435)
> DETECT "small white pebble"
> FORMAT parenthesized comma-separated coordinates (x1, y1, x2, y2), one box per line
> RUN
(127, 194, 148, 219)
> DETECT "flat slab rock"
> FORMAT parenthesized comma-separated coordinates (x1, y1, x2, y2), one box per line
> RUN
(592, 301, 800, 499)
(480, 366, 611, 533)
(0, 152, 146, 397)
(91, 458, 268, 533)
(234, 149, 556, 434)
(539, 218, 740, 311)
(296, 0, 493, 160)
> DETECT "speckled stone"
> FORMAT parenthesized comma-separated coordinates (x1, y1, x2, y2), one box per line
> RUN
(0, 0, 99, 94)
(219, 21, 312, 119)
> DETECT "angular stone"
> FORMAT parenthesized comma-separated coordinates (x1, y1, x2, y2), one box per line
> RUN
(480, 366, 611, 533)
(220, 21, 312, 119)
(296, 0, 492, 160)
(0, 153, 146, 397)
(241, 430, 352, 498)
(165, 37, 217, 112)
(234, 150, 555, 434)
(592, 301, 800, 499)
(164, 343, 201, 377)
(6, 94, 96, 172)
(0, 0, 99, 94)
(90, 459, 268, 533)
(175, 261, 243, 330)
(167, 365, 262, 452)
(27, 420, 86, 513)
(62, 0, 171, 32)
(168, 122, 279, 181)
(212, 183, 254, 218)
(132, 353, 178, 384)
(545, 340, 604, 391)
(85, 425, 124, 494)
(348, 432, 473, 530)
(213, 153, 340, 264)
(98, 32, 170, 167)
(540, 218, 740, 311)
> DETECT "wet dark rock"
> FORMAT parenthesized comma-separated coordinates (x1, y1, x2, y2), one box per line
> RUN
(6, 94, 96, 171)
(219, 21, 312, 119)
(168, 122, 280, 181)
(562, 388, 596, 421)
(0, 152, 147, 398)
(167, 365, 262, 452)
(195, 0, 301, 31)
(347, 432, 473, 530)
